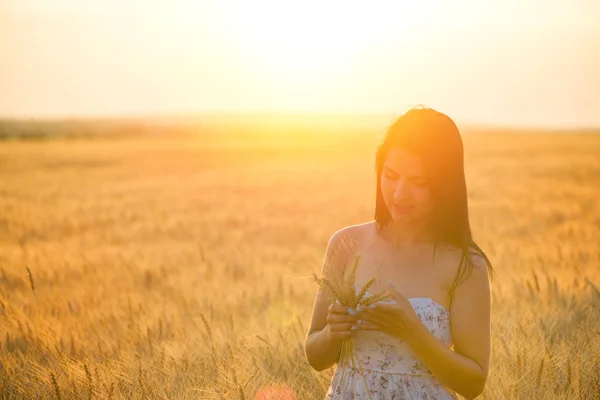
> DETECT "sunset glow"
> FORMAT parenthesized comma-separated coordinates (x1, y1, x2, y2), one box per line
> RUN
(2, 0, 600, 127)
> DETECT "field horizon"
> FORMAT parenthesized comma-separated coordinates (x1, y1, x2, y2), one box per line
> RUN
(1, 112, 599, 142)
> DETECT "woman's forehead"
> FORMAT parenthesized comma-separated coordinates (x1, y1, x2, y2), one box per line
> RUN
(384, 148, 426, 173)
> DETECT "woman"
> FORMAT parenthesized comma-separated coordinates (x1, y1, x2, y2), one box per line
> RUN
(304, 107, 494, 399)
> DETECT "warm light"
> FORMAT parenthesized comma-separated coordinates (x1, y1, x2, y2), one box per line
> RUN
(3, 0, 600, 127)
(227, 0, 433, 110)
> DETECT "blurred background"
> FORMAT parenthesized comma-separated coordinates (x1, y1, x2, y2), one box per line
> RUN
(1, 1, 599, 399)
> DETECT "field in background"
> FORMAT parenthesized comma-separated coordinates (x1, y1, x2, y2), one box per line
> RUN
(1, 116, 600, 399)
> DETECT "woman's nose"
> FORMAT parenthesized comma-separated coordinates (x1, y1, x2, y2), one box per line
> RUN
(393, 178, 410, 199)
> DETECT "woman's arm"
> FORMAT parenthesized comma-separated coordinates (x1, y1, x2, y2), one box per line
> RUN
(305, 320, 344, 371)
(304, 226, 360, 371)
(406, 254, 492, 399)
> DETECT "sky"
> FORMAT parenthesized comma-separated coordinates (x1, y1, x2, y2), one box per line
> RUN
(1, 0, 600, 128)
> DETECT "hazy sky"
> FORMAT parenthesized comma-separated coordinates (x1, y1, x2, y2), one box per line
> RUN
(1, 0, 599, 127)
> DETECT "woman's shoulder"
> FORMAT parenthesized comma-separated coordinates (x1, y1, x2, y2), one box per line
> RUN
(328, 221, 377, 247)
(322, 222, 374, 277)
(325, 221, 377, 257)
(444, 243, 489, 269)
(441, 244, 491, 293)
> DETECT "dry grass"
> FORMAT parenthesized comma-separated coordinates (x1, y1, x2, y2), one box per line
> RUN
(0, 118, 599, 399)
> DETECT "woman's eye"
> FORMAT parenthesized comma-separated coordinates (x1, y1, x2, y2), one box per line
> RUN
(385, 173, 397, 179)
(414, 180, 428, 187)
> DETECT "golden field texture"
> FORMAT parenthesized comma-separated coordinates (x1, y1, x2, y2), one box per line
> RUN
(1, 118, 599, 399)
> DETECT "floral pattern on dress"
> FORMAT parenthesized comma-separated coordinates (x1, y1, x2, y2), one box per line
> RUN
(324, 295, 459, 399)
(326, 368, 459, 400)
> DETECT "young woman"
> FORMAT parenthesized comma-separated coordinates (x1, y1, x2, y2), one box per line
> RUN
(305, 107, 494, 399)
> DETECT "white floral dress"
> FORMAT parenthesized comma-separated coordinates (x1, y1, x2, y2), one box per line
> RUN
(324, 287, 459, 399)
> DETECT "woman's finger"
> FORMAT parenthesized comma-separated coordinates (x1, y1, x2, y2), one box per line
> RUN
(329, 304, 364, 317)
(329, 322, 354, 333)
(327, 313, 360, 324)
(359, 309, 390, 325)
(330, 330, 353, 340)
(356, 321, 380, 331)
(329, 304, 355, 314)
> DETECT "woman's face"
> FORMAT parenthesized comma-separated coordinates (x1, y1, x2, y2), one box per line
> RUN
(380, 147, 435, 224)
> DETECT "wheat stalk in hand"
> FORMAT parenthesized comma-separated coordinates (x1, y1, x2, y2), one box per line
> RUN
(312, 252, 393, 398)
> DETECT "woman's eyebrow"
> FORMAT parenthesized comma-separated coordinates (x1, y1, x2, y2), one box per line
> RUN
(384, 166, 427, 179)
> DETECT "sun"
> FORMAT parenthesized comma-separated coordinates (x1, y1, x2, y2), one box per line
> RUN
(232, 1, 359, 82)
(230, 1, 427, 92)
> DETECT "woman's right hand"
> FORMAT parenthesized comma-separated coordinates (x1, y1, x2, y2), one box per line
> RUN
(325, 302, 361, 342)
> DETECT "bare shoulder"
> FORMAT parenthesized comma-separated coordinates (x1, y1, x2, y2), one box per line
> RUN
(328, 221, 374, 250)
(466, 247, 490, 271)
(323, 221, 374, 275)
(444, 243, 490, 269)
(441, 244, 491, 292)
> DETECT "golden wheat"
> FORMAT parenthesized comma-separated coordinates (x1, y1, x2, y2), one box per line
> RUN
(0, 122, 599, 399)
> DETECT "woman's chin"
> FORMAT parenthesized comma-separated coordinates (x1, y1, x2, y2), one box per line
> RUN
(390, 213, 414, 222)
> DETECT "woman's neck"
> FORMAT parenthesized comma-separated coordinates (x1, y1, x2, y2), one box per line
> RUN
(380, 219, 436, 250)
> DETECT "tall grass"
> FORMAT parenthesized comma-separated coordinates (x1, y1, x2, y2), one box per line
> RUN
(0, 124, 599, 399)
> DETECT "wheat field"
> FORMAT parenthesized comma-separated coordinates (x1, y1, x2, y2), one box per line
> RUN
(1, 118, 599, 399)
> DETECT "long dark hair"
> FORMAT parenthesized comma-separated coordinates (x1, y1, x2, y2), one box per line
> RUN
(374, 106, 494, 305)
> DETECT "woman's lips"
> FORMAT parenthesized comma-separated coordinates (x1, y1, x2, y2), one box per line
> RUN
(393, 204, 414, 213)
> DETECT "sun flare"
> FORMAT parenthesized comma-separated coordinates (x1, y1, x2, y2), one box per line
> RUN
(229, 0, 431, 100)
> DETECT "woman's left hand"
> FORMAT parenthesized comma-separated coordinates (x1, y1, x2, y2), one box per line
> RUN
(355, 281, 425, 344)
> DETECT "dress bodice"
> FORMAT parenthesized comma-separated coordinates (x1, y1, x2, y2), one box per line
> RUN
(338, 285, 453, 377)
(324, 284, 458, 399)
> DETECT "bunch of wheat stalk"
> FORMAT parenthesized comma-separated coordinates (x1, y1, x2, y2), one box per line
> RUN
(312, 252, 393, 399)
